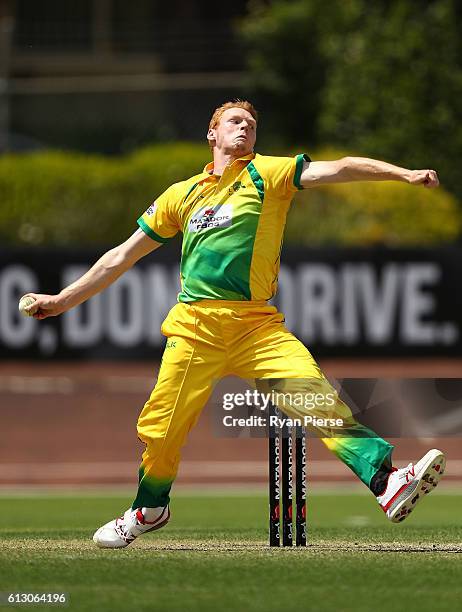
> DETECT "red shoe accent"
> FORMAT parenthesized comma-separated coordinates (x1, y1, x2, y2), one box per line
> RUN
(405, 465, 415, 483)
(136, 508, 167, 526)
(383, 480, 413, 512)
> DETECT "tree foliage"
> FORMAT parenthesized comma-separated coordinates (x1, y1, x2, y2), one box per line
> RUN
(240, 0, 462, 201)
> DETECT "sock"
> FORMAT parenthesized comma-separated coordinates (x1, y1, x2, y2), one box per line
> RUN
(141, 506, 165, 523)
(370, 463, 393, 497)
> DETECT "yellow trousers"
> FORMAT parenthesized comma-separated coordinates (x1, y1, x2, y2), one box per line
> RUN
(132, 301, 393, 508)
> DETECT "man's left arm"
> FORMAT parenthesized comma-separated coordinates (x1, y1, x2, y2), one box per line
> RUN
(299, 157, 439, 189)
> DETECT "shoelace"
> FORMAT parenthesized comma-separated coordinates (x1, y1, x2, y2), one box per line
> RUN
(114, 508, 167, 543)
(115, 511, 138, 543)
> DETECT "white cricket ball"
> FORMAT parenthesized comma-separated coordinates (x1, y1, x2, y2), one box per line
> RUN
(18, 295, 37, 317)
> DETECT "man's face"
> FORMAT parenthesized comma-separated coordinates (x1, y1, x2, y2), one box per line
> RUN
(208, 107, 257, 156)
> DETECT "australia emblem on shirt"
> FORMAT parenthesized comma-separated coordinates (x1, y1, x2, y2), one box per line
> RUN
(188, 204, 233, 233)
(228, 181, 245, 195)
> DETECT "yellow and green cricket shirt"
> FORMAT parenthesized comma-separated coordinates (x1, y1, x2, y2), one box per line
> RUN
(137, 152, 309, 302)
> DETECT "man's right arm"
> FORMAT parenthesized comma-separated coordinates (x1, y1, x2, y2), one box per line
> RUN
(22, 228, 162, 319)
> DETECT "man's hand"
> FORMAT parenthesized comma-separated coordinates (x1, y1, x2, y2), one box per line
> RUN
(19, 293, 67, 320)
(407, 169, 439, 188)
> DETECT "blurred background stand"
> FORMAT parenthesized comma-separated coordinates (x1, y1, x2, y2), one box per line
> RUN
(4, 0, 247, 153)
(0, 0, 14, 152)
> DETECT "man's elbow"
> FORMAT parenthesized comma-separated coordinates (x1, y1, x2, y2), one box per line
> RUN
(101, 245, 132, 272)
(339, 156, 352, 171)
(338, 157, 356, 180)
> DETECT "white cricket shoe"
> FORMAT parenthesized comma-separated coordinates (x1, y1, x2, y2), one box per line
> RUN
(377, 449, 446, 523)
(93, 506, 170, 548)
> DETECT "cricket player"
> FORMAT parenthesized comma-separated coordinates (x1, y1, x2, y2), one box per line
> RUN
(23, 100, 446, 548)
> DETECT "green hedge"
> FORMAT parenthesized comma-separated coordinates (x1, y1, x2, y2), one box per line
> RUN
(1, 143, 460, 246)
(0, 143, 210, 247)
(287, 148, 461, 246)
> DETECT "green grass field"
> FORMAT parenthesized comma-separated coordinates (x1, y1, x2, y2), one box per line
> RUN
(0, 490, 461, 611)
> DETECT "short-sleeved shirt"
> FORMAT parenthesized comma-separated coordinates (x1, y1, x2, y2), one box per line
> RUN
(137, 152, 309, 302)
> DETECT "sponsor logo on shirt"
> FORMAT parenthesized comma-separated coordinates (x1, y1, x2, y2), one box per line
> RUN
(188, 204, 232, 233)
(145, 202, 157, 216)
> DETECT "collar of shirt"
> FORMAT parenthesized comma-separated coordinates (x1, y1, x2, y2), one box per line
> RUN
(200, 153, 256, 182)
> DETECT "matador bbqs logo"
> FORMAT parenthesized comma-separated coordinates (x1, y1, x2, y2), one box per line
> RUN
(188, 203, 233, 233)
